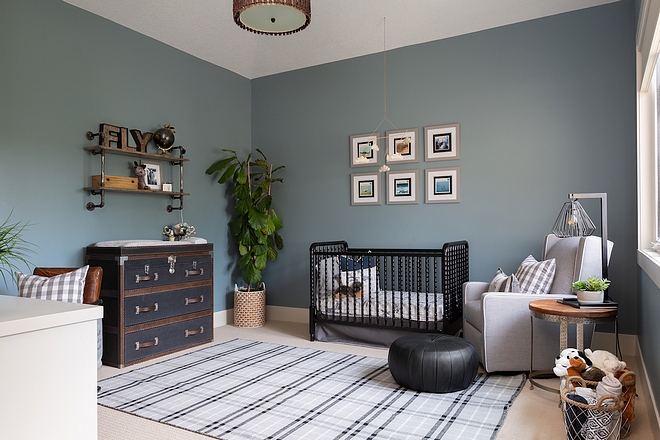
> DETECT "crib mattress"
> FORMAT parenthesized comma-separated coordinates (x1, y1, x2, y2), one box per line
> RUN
(315, 290, 444, 322)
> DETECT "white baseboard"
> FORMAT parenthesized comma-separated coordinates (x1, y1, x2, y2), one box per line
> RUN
(592, 331, 637, 357)
(214, 306, 308, 328)
(637, 339, 660, 437)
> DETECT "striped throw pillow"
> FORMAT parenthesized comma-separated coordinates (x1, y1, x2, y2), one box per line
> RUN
(16, 265, 89, 303)
(514, 256, 556, 294)
(488, 268, 521, 292)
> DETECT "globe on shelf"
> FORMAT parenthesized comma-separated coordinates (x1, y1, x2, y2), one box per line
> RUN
(153, 124, 176, 154)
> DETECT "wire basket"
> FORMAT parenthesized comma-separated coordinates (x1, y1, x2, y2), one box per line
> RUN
(561, 371, 636, 440)
(234, 285, 266, 328)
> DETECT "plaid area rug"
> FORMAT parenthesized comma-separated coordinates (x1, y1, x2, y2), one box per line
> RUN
(98, 339, 525, 439)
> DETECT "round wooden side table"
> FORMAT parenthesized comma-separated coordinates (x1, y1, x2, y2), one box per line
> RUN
(528, 299, 619, 394)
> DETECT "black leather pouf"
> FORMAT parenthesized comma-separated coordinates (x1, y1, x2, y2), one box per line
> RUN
(388, 333, 478, 393)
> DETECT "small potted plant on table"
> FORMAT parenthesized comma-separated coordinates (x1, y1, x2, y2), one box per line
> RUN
(206, 149, 284, 327)
(0, 211, 35, 290)
(572, 276, 610, 304)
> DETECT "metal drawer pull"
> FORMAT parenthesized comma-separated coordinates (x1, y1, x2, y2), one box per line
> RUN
(135, 303, 159, 314)
(135, 337, 158, 350)
(168, 255, 176, 274)
(185, 268, 204, 277)
(184, 295, 204, 305)
(184, 326, 204, 337)
(135, 273, 158, 283)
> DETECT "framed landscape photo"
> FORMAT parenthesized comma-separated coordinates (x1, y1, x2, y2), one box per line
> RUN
(424, 123, 460, 161)
(386, 170, 418, 205)
(385, 128, 418, 164)
(143, 162, 161, 190)
(425, 167, 460, 203)
(350, 133, 379, 167)
(351, 172, 381, 205)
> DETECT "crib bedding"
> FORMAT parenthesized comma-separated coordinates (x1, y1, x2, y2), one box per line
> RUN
(315, 290, 444, 322)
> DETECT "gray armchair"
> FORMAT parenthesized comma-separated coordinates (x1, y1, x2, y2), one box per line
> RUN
(463, 234, 613, 372)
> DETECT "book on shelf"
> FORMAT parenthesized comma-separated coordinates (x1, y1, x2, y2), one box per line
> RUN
(558, 298, 618, 309)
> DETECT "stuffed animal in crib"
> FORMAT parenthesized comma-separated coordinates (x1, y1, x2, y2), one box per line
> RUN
(133, 161, 148, 190)
(333, 281, 363, 299)
(584, 349, 627, 375)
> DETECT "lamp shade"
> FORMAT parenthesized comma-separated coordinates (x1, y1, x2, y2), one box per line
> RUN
(552, 200, 596, 238)
(233, 0, 311, 35)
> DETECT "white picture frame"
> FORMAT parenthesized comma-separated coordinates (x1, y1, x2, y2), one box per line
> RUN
(351, 172, 381, 205)
(143, 162, 161, 190)
(386, 169, 418, 205)
(385, 128, 418, 164)
(424, 123, 460, 161)
(425, 167, 460, 203)
(350, 133, 380, 167)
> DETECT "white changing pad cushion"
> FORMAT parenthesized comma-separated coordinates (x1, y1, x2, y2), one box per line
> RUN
(94, 237, 207, 247)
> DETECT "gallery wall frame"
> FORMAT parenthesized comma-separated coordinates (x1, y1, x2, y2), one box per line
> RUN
(351, 172, 381, 205)
(424, 123, 460, 161)
(349, 133, 380, 167)
(425, 167, 460, 203)
(385, 128, 418, 164)
(143, 162, 162, 190)
(386, 169, 419, 205)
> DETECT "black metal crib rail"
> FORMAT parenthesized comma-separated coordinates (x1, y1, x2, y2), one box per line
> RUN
(308, 240, 469, 341)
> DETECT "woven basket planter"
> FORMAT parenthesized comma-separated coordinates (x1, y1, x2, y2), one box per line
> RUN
(234, 285, 266, 328)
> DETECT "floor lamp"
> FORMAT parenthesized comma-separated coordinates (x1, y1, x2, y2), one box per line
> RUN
(552, 192, 609, 299)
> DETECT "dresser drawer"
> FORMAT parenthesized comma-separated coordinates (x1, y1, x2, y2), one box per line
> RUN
(124, 315, 212, 364)
(124, 285, 211, 326)
(123, 254, 212, 291)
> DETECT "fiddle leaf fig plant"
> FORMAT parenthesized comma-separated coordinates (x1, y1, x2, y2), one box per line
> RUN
(206, 149, 284, 291)
(0, 211, 36, 289)
(572, 276, 610, 292)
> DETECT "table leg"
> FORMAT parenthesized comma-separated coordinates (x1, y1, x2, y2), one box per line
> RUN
(530, 315, 534, 390)
(560, 318, 568, 352)
(576, 323, 584, 352)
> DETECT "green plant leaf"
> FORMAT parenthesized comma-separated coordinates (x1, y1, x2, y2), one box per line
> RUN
(274, 230, 284, 250)
(217, 163, 239, 184)
(254, 253, 268, 270)
(236, 167, 248, 185)
(271, 209, 282, 230)
(243, 265, 262, 285)
(256, 195, 272, 212)
(248, 209, 268, 230)
(252, 244, 268, 256)
(267, 245, 278, 261)
(205, 156, 234, 175)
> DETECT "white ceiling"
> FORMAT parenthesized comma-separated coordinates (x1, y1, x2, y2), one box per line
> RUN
(64, 0, 617, 79)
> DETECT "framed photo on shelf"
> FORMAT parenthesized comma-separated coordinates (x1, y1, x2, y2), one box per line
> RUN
(424, 123, 460, 161)
(350, 133, 379, 167)
(425, 167, 460, 203)
(386, 169, 418, 205)
(351, 172, 381, 206)
(143, 162, 162, 190)
(385, 128, 418, 164)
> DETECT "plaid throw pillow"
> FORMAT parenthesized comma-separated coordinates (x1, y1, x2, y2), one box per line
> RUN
(16, 265, 89, 303)
(514, 256, 556, 294)
(488, 268, 521, 292)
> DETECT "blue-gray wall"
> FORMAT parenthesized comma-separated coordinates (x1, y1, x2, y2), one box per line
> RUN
(0, 0, 250, 310)
(1, 1, 638, 334)
(254, 1, 638, 334)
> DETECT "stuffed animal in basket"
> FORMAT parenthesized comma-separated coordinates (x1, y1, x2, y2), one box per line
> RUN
(614, 368, 636, 427)
(584, 349, 626, 375)
(333, 281, 363, 299)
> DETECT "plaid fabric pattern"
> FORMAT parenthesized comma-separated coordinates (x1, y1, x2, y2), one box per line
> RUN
(16, 265, 88, 303)
(488, 268, 521, 292)
(98, 339, 525, 440)
(514, 255, 556, 294)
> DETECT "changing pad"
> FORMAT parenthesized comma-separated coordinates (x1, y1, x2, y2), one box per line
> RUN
(94, 237, 207, 247)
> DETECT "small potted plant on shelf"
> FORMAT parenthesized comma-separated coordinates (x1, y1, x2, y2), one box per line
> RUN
(0, 211, 35, 290)
(205, 149, 284, 327)
(572, 276, 611, 304)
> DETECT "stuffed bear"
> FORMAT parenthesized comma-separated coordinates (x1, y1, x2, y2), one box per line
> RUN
(584, 348, 627, 375)
(133, 161, 148, 190)
(553, 355, 571, 377)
